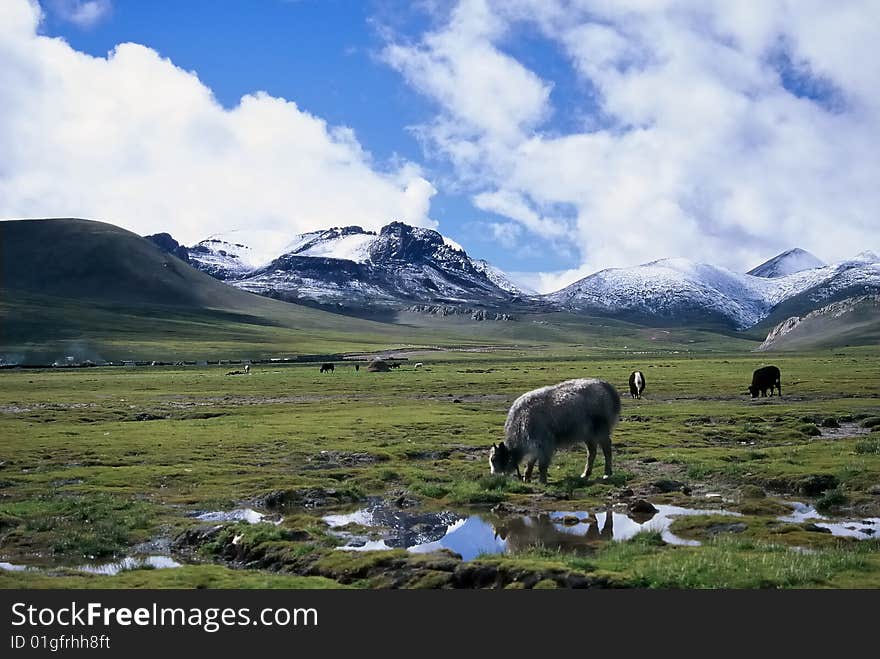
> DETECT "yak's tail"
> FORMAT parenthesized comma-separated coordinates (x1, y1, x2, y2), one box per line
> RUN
(607, 381, 622, 424)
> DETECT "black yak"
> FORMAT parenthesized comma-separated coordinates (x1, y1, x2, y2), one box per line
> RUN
(749, 365, 781, 398)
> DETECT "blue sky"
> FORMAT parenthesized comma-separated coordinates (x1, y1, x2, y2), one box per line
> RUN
(36, 0, 576, 277)
(2, 0, 877, 292)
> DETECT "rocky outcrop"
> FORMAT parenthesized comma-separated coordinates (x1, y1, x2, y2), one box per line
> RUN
(757, 294, 880, 350)
(406, 305, 513, 321)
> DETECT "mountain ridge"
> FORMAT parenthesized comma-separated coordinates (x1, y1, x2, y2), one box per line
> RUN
(143, 221, 878, 329)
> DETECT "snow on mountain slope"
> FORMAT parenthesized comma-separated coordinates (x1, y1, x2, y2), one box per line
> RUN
(548, 253, 880, 329)
(280, 226, 376, 263)
(187, 237, 259, 280)
(231, 222, 515, 307)
(472, 260, 536, 296)
(747, 248, 825, 278)
(852, 250, 880, 263)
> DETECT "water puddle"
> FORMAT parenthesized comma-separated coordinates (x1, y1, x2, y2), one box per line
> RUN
(191, 508, 282, 525)
(777, 502, 878, 539)
(818, 422, 872, 440)
(324, 502, 743, 560)
(324, 503, 464, 550)
(0, 555, 181, 576)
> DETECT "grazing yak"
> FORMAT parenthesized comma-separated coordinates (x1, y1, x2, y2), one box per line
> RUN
(244, 364, 250, 374)
(628, 370, 645, 399)
(489, 378, 621, 484)
(355, 364, 360, 372)
(749, 365, 781, 398)
(320, 363, 335, 373)
(414, 362, 424, 369)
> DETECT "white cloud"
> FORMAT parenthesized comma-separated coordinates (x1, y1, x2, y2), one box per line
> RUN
(487, 221, 521, 248)
(383, 0, 880, 281)
(473, 189, 569, 238)
(0, 0, 436, 253)
(49, 0, 112, 28)
(509, 266, 593, 295)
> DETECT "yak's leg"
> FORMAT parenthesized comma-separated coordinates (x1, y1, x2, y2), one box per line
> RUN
(601, 438, 613, 479)
(581, 442, 597, 479)
(515, 464, 523, 481)
(538, 462, 549, 484)
(523, 458, 537, 482)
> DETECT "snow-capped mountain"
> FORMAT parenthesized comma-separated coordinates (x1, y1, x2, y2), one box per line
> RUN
(230, 222, 516, 307)
(186, 236, 260, 280)
(747, 248, 825, 278)
(146, 224, 878, 331)
(548, 252, 880, 329)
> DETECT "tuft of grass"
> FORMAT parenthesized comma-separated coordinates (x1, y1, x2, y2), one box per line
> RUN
(855, 439, 880, 455)
(412, 484, 451, 499)
(619, 537, 870, 589)
(2, 494, 153, 559)
(816, 488, 848, 512)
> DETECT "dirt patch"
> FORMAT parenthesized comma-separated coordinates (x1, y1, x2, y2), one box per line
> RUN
(819, 422, 872, 440)
(302, 451, 386, 470)
(254, 487, 362, 509)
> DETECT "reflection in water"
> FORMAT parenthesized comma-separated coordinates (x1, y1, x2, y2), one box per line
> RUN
(324, 501, 464, 550)
(778, 501, 824, 523)
(777, 502, 878, 540)
(0, 555, 182, 576)
(76, 555, 182, 575)
(325, 503, 744, 560)
(193, 509, 280, 525)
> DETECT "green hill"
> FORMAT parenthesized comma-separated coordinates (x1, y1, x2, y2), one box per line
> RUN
(0, 219, 466, 362)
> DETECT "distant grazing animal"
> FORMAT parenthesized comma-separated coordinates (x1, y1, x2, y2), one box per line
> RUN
(414, 362, 423, 369)
(489, 378, 621, 484)
(355, 364, 360, 372)
(749, 365, 781, 398)
(244, 364, 250, 374)
(320, 363, 335, 373)
(628, 370, 645, 399)
(389, 362, 401, 369)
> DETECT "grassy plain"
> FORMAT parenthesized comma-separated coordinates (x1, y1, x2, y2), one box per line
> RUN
(1, 345, 878, 588)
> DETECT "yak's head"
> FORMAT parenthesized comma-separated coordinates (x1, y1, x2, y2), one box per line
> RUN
(747, 385, 758, 398)
(489, 441, 513, 475)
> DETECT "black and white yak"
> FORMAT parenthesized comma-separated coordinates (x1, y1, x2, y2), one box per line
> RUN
(628, 370, 646, 399)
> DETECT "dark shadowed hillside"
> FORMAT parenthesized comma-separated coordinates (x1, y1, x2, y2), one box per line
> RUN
(2, 219, 259, 308)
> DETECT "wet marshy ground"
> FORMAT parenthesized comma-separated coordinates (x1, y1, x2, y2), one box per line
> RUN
(778, 502, 878, 539)
(323, 501, 744, 559)
(0, 555, 181, 576)
(323, 498, 879, 561)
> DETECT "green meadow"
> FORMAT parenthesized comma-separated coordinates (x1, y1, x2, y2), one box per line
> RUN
(1, 344, 878, 589)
